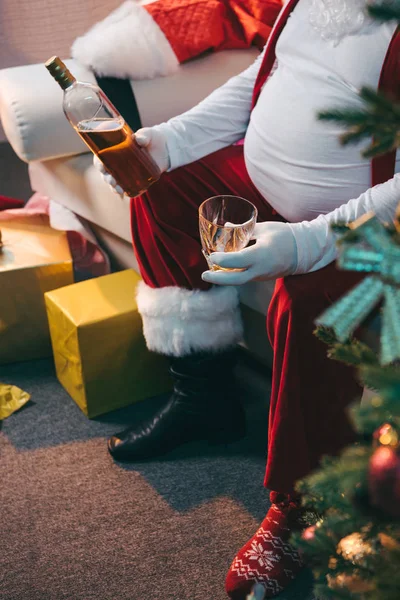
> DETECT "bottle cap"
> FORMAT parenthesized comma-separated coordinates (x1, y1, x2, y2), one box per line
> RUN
(45, 56, 76, 90)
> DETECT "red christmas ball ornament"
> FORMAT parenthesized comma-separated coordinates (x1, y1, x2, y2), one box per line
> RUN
(368, 445, 400, 518)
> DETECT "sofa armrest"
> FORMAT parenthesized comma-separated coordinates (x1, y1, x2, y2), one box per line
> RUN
(0, 60, 97, 163)
(0, 49, 258, 164)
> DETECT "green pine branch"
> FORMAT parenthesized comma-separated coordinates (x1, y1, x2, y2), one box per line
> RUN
(360, 364, 400, 400)
(350, 393, 400, 439)
(296, 446, 371, 508)
(371, 547, 400, 600)
(318, 87, 400, 158)
(314, 327, 379, 369)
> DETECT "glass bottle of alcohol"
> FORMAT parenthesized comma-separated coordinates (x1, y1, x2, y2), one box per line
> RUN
(45, 56, 161, 198)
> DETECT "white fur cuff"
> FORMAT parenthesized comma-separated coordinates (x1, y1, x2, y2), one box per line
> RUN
(136, 282, 244, 357)
(71, 1, 179, 80)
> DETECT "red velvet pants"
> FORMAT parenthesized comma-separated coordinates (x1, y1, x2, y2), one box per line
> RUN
(130, 145, 363, 493)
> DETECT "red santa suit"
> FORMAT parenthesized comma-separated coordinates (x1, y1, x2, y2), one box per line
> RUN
(131, 0, 399, 486)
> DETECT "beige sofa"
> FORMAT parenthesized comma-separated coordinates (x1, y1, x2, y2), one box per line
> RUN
(0, 48, 275, 364)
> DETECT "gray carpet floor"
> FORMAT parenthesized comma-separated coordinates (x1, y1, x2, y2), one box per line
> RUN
(0, 357, 314, 600)
(0, 143, 313, 599)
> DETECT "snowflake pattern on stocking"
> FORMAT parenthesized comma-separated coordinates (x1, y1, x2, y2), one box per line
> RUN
(244, 541, 280, 569)
(226, 502, 305, 598)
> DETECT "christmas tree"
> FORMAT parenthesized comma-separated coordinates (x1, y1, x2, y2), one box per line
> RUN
(291, 3, 400, 599)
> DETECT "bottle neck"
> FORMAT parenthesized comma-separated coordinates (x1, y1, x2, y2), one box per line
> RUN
(59, 76, 75, 91)
(55, 68, 76, 91)
(45, 56, 76, 90)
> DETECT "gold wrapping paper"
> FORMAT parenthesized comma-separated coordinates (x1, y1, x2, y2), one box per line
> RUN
(0, 383, 30, 420)
(0, 217, 74, 364)
(44, 269, 171, 418)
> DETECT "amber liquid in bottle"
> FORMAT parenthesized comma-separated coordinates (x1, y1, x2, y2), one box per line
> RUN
(76, 117, 160, 197)
(45, 57, 161, 198)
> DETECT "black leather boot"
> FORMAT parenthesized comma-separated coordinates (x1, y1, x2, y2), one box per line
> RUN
(108, 349, 246, 460)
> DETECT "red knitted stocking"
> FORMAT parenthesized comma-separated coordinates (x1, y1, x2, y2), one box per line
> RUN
(225, 492, 304, 599)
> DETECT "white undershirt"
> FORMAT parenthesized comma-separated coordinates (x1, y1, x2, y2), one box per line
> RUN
(155, 0, 399, 274)
(245, 0, 398, 221)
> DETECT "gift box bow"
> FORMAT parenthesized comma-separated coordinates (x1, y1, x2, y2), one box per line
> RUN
(315, 213, 400, 365)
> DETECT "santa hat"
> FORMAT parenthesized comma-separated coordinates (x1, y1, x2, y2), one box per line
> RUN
(71, 0, 283, 81)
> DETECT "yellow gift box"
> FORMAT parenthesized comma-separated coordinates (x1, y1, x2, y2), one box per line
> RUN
(0, 216, 74, 364)
(44, 269, 172, 418)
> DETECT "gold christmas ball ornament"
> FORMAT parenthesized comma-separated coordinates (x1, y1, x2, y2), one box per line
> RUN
(337, 532, 373, 566)
(328, 532, 398, 596)
(329, 532, 375, 596)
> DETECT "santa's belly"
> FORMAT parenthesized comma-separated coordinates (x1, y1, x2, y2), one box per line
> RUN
(244, 66, 377, 223)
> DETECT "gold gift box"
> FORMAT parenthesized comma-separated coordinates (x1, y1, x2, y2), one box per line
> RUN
(44, 269, 172, 418)
(0, 216, 74, 364)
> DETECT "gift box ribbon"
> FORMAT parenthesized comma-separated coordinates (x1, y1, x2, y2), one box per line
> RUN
(315, 214, 400, 365)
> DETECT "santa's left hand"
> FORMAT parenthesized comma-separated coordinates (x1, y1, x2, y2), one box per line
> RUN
(201, 221, 298, 285)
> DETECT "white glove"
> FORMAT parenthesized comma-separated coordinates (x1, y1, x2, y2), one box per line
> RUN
(93, 126, 170, 197)
(93, 155, 125, 197)
(135, 126, 170, 174)
(201, 221, 298, 285)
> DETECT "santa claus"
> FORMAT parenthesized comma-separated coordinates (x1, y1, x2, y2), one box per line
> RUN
(95, 0, 400, 597)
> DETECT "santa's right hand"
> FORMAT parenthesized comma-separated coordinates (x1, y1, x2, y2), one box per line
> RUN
(93, 156, 125, 198)
(134, 127, 170, 173)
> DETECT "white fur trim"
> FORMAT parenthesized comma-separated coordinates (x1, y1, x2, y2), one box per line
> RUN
(71, 1, 179, 80)
(136, 283, 244, 357)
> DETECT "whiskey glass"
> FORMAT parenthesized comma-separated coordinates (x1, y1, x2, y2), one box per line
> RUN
(199, 195, 258, 271)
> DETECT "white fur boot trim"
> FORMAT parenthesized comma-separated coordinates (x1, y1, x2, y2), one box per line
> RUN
(71, 1, 179, 80)
(136, 282, 244, 357)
